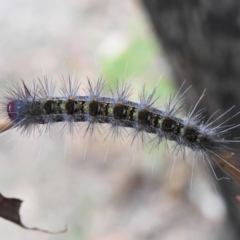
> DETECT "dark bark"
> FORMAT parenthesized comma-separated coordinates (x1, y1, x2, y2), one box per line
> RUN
(142, 0, 240, 239)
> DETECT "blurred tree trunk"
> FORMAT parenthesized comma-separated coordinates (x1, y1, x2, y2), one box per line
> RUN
(142, 0, 240, 239)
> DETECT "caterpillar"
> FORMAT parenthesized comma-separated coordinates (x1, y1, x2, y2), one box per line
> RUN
(1, 76, 240, 184)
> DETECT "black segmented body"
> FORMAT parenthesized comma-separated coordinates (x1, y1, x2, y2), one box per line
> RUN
(7, 96, 216, 151)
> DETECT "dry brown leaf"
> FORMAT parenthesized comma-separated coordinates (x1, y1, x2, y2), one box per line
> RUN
(0, 193, 67, 234)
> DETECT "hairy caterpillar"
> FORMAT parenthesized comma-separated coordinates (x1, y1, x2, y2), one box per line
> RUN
(1, 76, 240, 184)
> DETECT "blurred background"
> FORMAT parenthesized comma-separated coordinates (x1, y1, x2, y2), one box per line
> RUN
(0, 0, 236, 239)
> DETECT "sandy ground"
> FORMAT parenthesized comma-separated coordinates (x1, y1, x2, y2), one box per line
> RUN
(0, 1, 232, 239)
